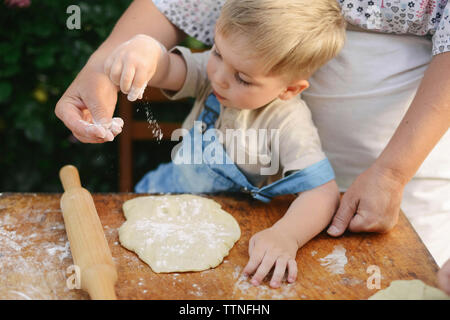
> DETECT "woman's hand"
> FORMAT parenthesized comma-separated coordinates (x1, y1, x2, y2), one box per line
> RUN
(438, 258, 450, 295)
(103, 34, 166, 102)
(242, 226, 299, 288)
(327, 164, 406, 236)
(55, 64, 123, 144)
(327, 52, 450, 236)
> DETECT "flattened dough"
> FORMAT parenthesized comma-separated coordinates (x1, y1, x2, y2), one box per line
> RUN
(119, 195, 241, 273)
(369, 280, 450, 300)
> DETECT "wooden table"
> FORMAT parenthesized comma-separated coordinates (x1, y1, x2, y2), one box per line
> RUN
(0, 192, 439, 300)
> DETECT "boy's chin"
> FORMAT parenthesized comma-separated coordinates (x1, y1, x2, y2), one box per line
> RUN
(224, 102, 266, 110)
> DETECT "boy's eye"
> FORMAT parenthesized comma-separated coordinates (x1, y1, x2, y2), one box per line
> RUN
(212, 47, 221, 58)
(235, 73, 251, 86)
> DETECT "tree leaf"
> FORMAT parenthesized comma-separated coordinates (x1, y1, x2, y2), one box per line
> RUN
(0, 82, 12, 102)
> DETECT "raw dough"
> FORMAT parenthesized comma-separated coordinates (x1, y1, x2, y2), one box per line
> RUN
(369, 280, 450, 300)
(119, 194, 241, 273)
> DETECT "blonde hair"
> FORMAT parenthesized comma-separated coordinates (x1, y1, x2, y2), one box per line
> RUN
(216, 0, 346, 79)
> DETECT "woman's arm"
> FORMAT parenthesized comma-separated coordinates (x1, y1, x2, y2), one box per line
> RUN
(328, 52, 450, 236)
(55, 0, 186, 143)
(375, 51, 450, 185)
(243, 180, 340, 287)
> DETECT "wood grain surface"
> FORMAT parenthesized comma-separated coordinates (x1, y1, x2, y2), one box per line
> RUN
(0, 193, 440, 300)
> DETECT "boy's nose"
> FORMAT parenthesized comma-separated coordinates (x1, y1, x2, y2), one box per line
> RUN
(214, 68, 229, 90)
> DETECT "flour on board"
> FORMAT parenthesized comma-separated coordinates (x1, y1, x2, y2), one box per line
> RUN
(0, 208, 80, 300)
(318, 245, 348, 275)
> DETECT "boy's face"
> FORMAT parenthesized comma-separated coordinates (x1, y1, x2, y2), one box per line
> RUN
(206, 32, 308, 110)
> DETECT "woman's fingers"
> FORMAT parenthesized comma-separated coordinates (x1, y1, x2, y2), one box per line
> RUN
(327, 192, 357, 236)
(438, 259, 450, 295)
(74, 117, 124, 143)
(110, 117, 124, 135)
(55, 96, 105, 143)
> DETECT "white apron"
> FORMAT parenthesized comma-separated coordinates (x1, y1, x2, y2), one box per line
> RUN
(302, 29, 450, 266)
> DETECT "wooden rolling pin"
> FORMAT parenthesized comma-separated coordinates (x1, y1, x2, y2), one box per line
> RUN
(59, 165, 118, 300)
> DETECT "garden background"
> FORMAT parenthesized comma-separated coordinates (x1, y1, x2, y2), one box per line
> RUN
(0, 0, 206, 192)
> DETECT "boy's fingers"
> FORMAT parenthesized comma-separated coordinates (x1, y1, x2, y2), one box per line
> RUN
(243, 246, 265, 277)
(120, 62, 136, 94)
(270, 257, 288, 288)
(109, 57, 123, 86)
(132, 66, 150, 91)
(248, 236, 256, 254)
(287, 259, 298, 283)
(251, 254, 276, 286)
(128, 68, 149, 101)
(127, 86, 146, 102)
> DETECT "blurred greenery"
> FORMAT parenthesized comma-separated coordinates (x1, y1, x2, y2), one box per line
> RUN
(0, 1, 208, 193)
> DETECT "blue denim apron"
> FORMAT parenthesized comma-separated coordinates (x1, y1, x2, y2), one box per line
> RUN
(135, 94, 335, 202)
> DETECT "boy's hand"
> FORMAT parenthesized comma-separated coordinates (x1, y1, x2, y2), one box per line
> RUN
(242, 226, 299, 288)
(103, 34, 166, 101)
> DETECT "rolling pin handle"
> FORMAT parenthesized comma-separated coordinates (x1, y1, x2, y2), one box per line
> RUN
(83, 264, 118, 300)
(59, 165, 82, 191)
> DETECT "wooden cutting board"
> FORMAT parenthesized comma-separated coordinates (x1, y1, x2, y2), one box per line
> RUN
(0, 192, 440, 300)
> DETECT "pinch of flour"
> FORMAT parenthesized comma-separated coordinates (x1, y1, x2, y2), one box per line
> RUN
(318, 245, 348, 275)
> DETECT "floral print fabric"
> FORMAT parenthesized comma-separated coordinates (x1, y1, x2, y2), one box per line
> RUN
(153, 0, 450, 55)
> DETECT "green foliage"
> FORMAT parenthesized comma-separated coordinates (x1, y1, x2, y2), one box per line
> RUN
(0, 1, 209, 193)
(0, 0, 133, 192)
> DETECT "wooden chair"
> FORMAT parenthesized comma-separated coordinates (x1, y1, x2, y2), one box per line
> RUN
(118, 89, 183, 192)
(118, 48, 206, 192)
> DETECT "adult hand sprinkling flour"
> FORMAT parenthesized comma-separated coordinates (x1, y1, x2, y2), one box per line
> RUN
(55, 0, 185, 143)
(56, 0, 450, 270)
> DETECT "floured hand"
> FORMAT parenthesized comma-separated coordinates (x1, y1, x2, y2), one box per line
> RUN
(103, 34, 167, 102)
(55, 65, 122, 144)
(78, 117, 124, 142)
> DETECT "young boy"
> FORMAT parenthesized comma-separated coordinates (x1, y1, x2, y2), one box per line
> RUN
(104, 0, 346, 288)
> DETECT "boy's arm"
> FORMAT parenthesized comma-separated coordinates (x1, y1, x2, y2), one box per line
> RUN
(275, 180, 340, 248)
(147, 45, 188, 92)
(243, 180, 340, 288)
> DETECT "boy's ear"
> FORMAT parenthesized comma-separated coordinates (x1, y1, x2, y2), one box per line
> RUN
(278, 80, 309, 100)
